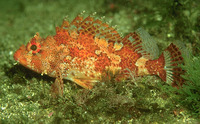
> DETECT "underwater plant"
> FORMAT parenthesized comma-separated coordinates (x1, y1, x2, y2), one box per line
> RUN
(160, 50, 200, 119)
(178, 54, 200, 118)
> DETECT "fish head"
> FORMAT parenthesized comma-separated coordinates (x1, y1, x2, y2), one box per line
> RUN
(14, 32, 58, 76)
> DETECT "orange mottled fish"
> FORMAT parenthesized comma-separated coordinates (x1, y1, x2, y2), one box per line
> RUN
(14, 14, 184, 96)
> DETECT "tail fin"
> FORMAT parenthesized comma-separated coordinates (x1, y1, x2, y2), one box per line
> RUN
(162, 43, 185, 87)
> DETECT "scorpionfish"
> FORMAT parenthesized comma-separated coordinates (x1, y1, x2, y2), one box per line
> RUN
(14, 14, 184, 96)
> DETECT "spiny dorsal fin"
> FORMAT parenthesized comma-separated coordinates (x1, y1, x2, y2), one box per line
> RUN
(122, 28, 159, 59)
(70, 15, 84, 27)
(122, 32, 143, 53)
(57, 14, 122, 43)
(77, 15, 122, 42)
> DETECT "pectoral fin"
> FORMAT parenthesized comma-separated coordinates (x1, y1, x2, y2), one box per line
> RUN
(51, 73, 64, 97)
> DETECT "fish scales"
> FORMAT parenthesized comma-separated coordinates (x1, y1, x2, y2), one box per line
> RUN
(14, 14, 184, 96)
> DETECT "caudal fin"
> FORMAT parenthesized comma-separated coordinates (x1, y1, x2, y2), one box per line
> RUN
(162, 43, 185, 87)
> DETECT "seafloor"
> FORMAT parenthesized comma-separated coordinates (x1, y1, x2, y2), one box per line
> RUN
(0, 0, 199, 123)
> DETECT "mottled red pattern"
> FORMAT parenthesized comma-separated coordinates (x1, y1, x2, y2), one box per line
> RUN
(14, 14, 184, 96)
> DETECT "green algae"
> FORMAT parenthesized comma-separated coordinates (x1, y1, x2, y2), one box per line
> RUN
(0, 0, 200, 123)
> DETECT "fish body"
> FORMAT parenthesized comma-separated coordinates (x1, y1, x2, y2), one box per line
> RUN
(14, 15, 184, 96)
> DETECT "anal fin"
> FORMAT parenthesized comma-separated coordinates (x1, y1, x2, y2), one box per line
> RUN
(72, 78, 96, 89)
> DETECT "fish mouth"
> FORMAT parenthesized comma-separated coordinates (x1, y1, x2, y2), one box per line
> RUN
(13, 45, 27, 66)
(14, 49, 21, 61)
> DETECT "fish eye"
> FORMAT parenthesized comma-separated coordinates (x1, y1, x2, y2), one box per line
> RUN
(27, 42, 41, 54)
(30, 45, 37, 51)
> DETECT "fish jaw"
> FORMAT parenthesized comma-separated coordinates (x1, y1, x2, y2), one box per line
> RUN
(14, 45, 28, 67)
(14, 44, 43, 74)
